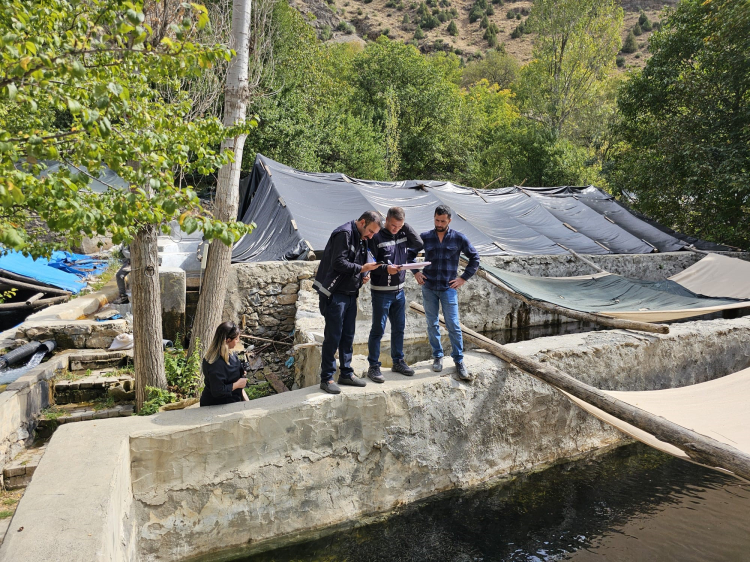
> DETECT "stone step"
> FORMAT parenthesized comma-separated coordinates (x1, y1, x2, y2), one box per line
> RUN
(38, 405, 134, 431)
(67, 349, 132, 371)
(54, 371, 134, 405)
(3, 445, 47, 490)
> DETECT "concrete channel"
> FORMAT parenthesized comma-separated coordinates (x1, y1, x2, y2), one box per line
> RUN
(1, 313, 749, 561)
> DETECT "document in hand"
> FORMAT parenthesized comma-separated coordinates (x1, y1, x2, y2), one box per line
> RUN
(398, 262, 431, 270)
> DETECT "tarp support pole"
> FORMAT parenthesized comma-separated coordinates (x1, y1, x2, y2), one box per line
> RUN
(459, 259, 669, 334)
(409, 301, 750, 481)
(566, 248, 608, 274)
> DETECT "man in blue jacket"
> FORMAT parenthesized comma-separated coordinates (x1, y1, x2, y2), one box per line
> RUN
(366, 207, 424, 383)
(413, 205, 480, 380)
(314, 211, 382, 394)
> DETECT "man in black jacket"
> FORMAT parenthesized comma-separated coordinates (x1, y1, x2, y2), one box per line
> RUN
(366, 207, 423, 383)
(314, 210, 382, 394)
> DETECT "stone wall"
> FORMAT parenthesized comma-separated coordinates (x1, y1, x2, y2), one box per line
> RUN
(225, 262, 316, 338)
(286, 252, 750, 387)
(0, 354, 68, 486)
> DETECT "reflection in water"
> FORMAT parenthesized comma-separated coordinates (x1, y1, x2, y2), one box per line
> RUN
(240, 444, 750, 562)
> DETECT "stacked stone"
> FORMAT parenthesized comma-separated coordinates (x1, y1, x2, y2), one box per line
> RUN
(228, 262, 316, 339)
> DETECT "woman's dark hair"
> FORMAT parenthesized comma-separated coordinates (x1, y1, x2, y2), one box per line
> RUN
(205, 321, 240, 364)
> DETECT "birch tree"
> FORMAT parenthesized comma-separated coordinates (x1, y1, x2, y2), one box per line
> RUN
(188, 0, 254, 362)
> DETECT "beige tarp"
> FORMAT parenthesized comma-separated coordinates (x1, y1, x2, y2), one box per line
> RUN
(669, 253, 750, 300)
(600, 301, 750, 322)
(564, 367, 750, 474)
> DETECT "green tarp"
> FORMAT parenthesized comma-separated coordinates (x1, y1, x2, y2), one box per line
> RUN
(480, 264, 749, 322)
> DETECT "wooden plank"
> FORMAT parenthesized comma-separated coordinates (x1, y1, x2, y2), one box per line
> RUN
(409, 301, 750, 481)
(25, 292, 45, 306)
(0, 276, 72, 296)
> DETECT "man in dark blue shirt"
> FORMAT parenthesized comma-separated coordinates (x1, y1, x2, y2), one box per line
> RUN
(366, 206, 423, 383)
(413, 205, 480, 380)
(314, 211, 382, 394)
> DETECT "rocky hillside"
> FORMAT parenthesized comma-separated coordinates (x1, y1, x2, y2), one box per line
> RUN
(290, 0, 678, 69)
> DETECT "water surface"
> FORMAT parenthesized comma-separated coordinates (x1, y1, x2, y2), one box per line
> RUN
(240, 443, 750, 562)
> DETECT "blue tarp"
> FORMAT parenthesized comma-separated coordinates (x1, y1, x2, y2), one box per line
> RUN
(47, 251, 109, 277)
(0, 251, 89, 293)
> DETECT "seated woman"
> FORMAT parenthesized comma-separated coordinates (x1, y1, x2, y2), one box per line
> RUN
(200, 321, 249, 407)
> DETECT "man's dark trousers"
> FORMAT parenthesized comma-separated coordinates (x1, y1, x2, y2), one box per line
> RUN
(319, 293, 358, 382)
(368, 289, 406, 367)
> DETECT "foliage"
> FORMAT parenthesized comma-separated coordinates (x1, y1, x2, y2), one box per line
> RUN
(244, 382, 273, 400)
(164, 336, 202, 396)
(0, 0, 255, 257)
(518, 0, 622, 137)
(607, 0, 750, 248)
(0, 287, 16, 304)
(622, 30, 638, 53)
(447, 20, 458, 36)
(138, 386, 177, 416)
(462, 50, 519, 89)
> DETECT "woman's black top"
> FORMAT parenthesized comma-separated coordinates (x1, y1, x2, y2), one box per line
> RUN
(200, 353, 245, 407)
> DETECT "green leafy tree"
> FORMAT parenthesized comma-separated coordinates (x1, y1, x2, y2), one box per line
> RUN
(608, 0, 750, 248)
(350, 37, 465, 179)
(0, 0, 253, 410)
(518, 0, 623, 137)
(461, 49, 519, 89)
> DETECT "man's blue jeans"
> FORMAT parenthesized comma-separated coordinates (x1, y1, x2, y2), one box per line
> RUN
(368, 289, 406, 367)
(319, 293, 358, 382)
(421, 286, 463, 363)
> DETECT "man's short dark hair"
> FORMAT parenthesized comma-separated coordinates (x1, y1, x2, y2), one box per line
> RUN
(434, 205, 452, 218)
(359, 210, 383, 227)
(387, 206, 405, 221)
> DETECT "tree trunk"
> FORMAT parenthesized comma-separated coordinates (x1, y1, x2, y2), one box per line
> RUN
(132, 223, 167, 411)
(188, 0, 252, 367)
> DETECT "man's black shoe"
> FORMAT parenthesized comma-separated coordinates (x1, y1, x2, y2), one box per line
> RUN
(455, 361, 472, 381)
(338, 375, 367, 387)
(320, 380, 341, 394)
(432, 356, 443, 372)
(391, 359, 415, 376)
(367, 365, 385, 383)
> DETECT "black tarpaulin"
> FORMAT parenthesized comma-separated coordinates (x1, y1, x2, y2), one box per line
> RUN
(232, 155, 729, 262)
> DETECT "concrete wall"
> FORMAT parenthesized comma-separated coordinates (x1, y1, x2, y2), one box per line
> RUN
(0, 354, 68, 485)
(3, 315, 749, 562)
(285, 251, 750, 387)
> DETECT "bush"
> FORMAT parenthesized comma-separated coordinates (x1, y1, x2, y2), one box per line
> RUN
(633, 23, 643, 36)
(437, 11, 448, 22)
(492, 0, 503, 4)
(616, 55, 625, 67)
(382, 27, 390, 36)
(402, 13, 410, 23)
(469, 5, 484, 23)
(480, 14, 489, 28)
(414, 25, 425, 39)
(641, 18, 652, 32)
(447, 19, 458, 35)
(638, 12, 649, 26)
(511, 24, 522, 39)
(485, 4, 494, 15)
(622, 30, 638, 53)
(516, 12, 521, 20)
(139, 386, 177, 416)
(337, 21, 355, 33)
(164, 336, 202, 396)
(319, 25, 332, 41)
(506, 9, 515, 19)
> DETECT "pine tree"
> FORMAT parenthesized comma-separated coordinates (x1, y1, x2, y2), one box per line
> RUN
(447, 19, 458, 36)
(622, 30, 638, 53)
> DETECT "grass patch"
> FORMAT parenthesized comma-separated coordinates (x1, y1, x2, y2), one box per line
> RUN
(93, 395, 115, 411)
(40, 406, 65, 421)
(0, 489, 22, 518)
(0, 510, 13, 519)
(245, 382, 273, 401)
